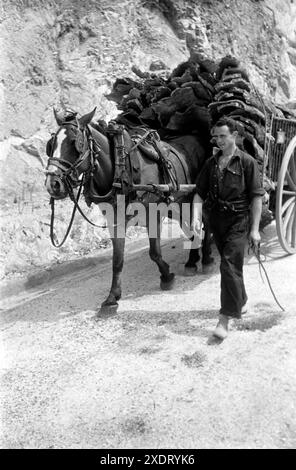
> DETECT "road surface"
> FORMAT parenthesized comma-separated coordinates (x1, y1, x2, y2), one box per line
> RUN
(0, 222, 296, 449)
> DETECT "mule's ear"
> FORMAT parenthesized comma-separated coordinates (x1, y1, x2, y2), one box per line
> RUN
(53, 108, 65, 126)
(78, 107, 97, 128)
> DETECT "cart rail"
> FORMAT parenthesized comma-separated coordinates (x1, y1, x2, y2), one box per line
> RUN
(267, 116, 296, 183)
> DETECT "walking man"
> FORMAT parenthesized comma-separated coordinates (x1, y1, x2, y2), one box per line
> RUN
(192, 118, 264, 339)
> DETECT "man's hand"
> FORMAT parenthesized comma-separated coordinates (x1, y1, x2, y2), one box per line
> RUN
(191, 217, 202, 236)
(249, 196, 262, 249)
(190, 217, 203, 249)
(248, 229, 261, 248)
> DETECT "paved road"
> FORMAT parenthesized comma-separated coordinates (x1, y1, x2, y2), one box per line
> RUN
(1, 222, 296, 448)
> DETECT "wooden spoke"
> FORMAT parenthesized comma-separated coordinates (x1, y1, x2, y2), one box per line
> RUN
(283, 189, 296, 197)
(276, 135, 296, 253)
(281, 195, 296, 216)
(284, 203, 296, 248)
(281, 196, 296, 250)
(286, 167, 296, 191)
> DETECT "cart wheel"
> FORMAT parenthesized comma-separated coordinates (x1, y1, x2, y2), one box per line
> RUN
(275, 135, 296, 254)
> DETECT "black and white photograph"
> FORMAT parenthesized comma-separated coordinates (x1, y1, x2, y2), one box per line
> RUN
(0, 0, 296, 452)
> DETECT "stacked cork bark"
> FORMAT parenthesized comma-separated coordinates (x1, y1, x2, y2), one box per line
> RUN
(106, 55, 288, 206)
(208, 55, 273, 173)
(106, 54, 284, 165)
(106, 54, 287, 226)
(208, 56, 281, 227)
(105, 53, 218, 144)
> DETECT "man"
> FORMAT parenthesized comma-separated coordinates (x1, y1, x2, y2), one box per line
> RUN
(192, 118, 264, 339)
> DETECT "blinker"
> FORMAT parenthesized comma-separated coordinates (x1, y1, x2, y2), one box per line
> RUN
(75, 129, 85, 153)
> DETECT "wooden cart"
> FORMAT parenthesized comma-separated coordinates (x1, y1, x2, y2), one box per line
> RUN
(267, 116, 296, 254)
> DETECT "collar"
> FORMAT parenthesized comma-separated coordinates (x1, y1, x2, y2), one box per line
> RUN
(212, 146, 243, 164)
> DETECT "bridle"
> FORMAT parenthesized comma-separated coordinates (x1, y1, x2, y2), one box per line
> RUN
(45, 120, 91, 189)
(45, 120, 112, 247)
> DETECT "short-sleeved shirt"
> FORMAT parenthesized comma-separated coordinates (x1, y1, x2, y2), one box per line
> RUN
(195, 147, 265, 205)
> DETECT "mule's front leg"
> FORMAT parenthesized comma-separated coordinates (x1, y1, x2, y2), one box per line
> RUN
(149, 237, 175, 290)
(98, 236, 125, 317)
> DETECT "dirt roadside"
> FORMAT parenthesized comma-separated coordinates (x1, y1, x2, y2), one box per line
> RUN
(0, 222, 296, 449)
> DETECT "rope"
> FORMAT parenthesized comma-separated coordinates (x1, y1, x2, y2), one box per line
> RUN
(249, 243, 285, 312)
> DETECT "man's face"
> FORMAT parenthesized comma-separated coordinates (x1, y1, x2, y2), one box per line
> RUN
(212, 125, 237, 152)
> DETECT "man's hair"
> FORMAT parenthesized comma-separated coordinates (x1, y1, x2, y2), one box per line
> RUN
(212, 117, 237, 134)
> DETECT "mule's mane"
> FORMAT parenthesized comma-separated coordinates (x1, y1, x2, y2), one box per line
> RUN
(90, 120, 108, 136)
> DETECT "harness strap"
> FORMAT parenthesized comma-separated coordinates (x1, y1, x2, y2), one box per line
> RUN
(149, 139, 179, 193)
(107, 121, 133, 195)
(129, 129, 156, 152)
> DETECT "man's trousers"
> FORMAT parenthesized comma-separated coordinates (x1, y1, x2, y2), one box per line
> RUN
(209, 211, 249, 318)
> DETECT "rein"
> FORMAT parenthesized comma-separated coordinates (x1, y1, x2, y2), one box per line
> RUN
(50, 172, 112, 248)
(67, 175, 113, 229)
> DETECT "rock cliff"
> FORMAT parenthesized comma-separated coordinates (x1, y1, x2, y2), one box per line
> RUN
(1, 0, 296, 276)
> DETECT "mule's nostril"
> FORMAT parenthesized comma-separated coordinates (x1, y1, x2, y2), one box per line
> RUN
(47, 176, 67, 199)
(53, 180, 60, 192)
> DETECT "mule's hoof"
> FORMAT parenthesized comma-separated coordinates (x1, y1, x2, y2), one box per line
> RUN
(96, 303, 118, 320)
(184, 265, 198, 276)
(202, 263, 215, 274)
(160, 273, 175, 290)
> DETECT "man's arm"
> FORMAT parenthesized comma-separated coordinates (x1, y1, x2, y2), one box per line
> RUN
(249, 195, 262, 247)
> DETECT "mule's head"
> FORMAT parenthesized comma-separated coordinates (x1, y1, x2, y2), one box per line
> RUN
(45, 107, 96, 199)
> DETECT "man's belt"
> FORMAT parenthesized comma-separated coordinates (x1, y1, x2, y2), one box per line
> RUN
(206, 197, 249, 213)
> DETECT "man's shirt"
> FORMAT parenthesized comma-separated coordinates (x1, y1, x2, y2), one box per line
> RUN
(195, 147, 265, 204)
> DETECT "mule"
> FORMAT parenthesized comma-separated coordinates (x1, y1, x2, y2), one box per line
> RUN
(45, 108, 213, 316)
